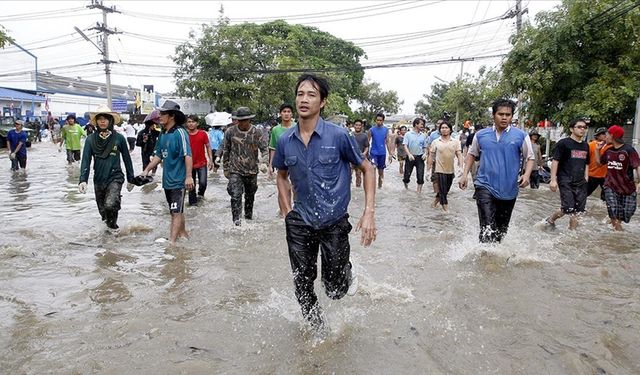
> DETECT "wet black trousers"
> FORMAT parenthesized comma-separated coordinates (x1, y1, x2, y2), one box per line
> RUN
(226, 173, 258, 221)
(188, 166, 208, 205)
(141, 150, 153, 170)
(94, 181, 122, 229)
(530, 170, 540, 189)
(403, 156, 425, 185)
(285, 211, 352, 319)
(473, 186, 516, 243)
(436, 172, 454, 205)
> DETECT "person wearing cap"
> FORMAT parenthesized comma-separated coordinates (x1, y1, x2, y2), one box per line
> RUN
(221, 106, 268, 226)
(268, 104, 296, 179)
(272, 74, 377, 331)
(6, 120, 28, 171)
(587, 126, 611, 201)
(529, 128, 544, 189)
(59, 114, 86, 164)
(79, 106, 135, 230)
(459, 99, 534, 243)
(595, 125, 640, 231)
(135, 110, 161, 173)
(141, 100, 194, 244)
(545, 118, 590, 230)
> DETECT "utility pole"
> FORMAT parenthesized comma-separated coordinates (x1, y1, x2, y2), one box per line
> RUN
(633, 95, 640, 155)
(454, 60, 464, 130)
(515, 0, 526, 128)
(87, 0, 120, 108)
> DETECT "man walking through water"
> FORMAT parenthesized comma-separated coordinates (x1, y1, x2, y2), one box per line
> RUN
(6, 120, 28, 172)
(78, 105, 135, 231)
(368, 112, 390, 188)
(222, 107, 268, 226)
(59, 114, 86, 164)
(459, 99, 534, 243)
(545, 118, 590, 230)
(141, 100, 194, 244)
(268, 104, 296, 178)
(595, 125, 640, 231)
(273, 74, 377, 331)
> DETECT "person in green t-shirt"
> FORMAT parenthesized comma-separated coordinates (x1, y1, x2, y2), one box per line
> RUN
(268, 103, 296, 178)
(59, 114, 86, 164)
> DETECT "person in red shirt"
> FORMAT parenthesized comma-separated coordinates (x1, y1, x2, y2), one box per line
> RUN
(595, 125, 640, 231)
(186, 115, 213, 206)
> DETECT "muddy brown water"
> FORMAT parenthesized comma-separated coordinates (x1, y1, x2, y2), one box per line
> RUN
(1, 142, 639, 374)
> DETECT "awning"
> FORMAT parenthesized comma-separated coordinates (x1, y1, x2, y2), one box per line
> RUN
(0, 87, 46, 102)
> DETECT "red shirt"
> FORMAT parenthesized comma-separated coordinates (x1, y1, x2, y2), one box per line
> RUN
(602, 144, 640, 195)
(188, 130, 210, 169)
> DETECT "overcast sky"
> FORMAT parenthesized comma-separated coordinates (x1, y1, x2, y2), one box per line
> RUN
(0, 0, 561, 113)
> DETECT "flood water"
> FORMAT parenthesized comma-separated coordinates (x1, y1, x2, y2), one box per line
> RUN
(1, 141, 639, 374)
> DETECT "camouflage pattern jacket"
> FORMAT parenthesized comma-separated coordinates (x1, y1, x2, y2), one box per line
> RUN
(222, 124, 268, 175)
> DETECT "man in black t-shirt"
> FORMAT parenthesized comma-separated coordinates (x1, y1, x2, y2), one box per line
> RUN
(352, 119, 370, 187)
(545, 118, 590, 229)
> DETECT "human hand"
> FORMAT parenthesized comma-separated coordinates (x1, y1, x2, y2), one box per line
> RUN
(356, 212, 377, 247)
(208, 161, 214, 171)
(78, 182, 87, 194)
(9, 153, 15, 160)
(458, 176, 468, 190)
(408, 154, 415, 161)
(421, 154, 428, 161)
(518, 175, 530, 188)
(549, 180, 557, 192)
(185, 176, 194, 190)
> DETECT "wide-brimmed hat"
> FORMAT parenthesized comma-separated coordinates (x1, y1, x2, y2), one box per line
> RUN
(143, 109, 160, 125)
(594, 127, 607, 136)
(232, 107, 255, 120)
(157, 100, 186, 125)
(89, 105, 121, 126)
(205, 112, 232, 127)
(14, 119, 24, 126)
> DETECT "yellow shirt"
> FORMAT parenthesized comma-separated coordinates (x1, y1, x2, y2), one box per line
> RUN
(432, 137, 460, 174)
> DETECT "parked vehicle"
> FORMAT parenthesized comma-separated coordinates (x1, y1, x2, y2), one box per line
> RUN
(0, 117, 36, 148)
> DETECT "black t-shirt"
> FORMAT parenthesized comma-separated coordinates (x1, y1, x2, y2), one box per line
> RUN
(354, 132, 369, 153)
(553, 137, 589, 183)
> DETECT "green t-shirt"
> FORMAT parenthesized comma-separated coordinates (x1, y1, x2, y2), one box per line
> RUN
(61, 124, 86, 151)
(79, 133, 134, 185)
(268, 123, 296, 150)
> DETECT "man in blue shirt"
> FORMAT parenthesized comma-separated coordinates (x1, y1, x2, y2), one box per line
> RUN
(207, 112, 229, 173)
(402, 117, 427, 192)
(459, 99, 534, 243)
(368, 113, 389, 188)
(6, 120, 28, 171)
(273, 74, 377, 331)
(141, 100, 194, 245)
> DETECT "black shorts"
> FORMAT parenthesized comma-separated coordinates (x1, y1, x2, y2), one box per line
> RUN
(559, 180, 587, 214)
(164, 188, 185, 214)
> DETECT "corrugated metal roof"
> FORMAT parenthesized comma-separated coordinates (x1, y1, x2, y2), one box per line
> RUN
(0, 87, 46, 102)
(36, 72, 137, 100)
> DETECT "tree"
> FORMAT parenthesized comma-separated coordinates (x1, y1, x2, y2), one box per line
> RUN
(173, 16, 365, 120)
(0, 25, 13, 49)
(352, 79, 403, 122)
(415, 66, 507, 126)
(502, 0, 640, 127)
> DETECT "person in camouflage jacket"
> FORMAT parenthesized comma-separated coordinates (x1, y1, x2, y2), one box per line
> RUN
(222, 107, 268, 225)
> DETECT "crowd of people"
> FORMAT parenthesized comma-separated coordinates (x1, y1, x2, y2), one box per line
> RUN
(5, 73, 640, 332)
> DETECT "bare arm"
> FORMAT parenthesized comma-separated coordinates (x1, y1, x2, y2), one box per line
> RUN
(143, 156, 162, 175)
(549, 160, 559, 191)
(184, 155, 194, 190)
(458, 152, 476, 190)
(355, 159, 377, 246)
(276, 169, 292, 216)
(206, 143, 214, 170)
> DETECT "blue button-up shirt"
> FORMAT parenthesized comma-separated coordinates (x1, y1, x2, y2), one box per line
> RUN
(402, 129, 426, 156)
(273, 118, 364, 229)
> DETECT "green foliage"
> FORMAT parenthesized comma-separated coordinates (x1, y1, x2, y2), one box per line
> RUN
(0, 24, 13, 49)
(415, 66, 507, 126)
(173, 17, 365, 121)
(503, 0, 640, 127)
(352, 79, 403, 122)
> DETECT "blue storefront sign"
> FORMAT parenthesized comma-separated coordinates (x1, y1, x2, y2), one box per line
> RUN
(112, 99, 128, 113)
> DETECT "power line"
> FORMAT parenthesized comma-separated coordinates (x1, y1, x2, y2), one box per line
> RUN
(0, 7, 88, 21)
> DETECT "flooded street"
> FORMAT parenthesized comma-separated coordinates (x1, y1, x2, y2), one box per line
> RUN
(1, 142, 639, 374)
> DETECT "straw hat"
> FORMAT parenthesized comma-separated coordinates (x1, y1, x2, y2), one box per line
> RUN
(89, 105, 121, 126)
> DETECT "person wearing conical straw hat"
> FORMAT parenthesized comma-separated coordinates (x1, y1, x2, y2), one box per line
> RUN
(79, 105, 135, 231)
